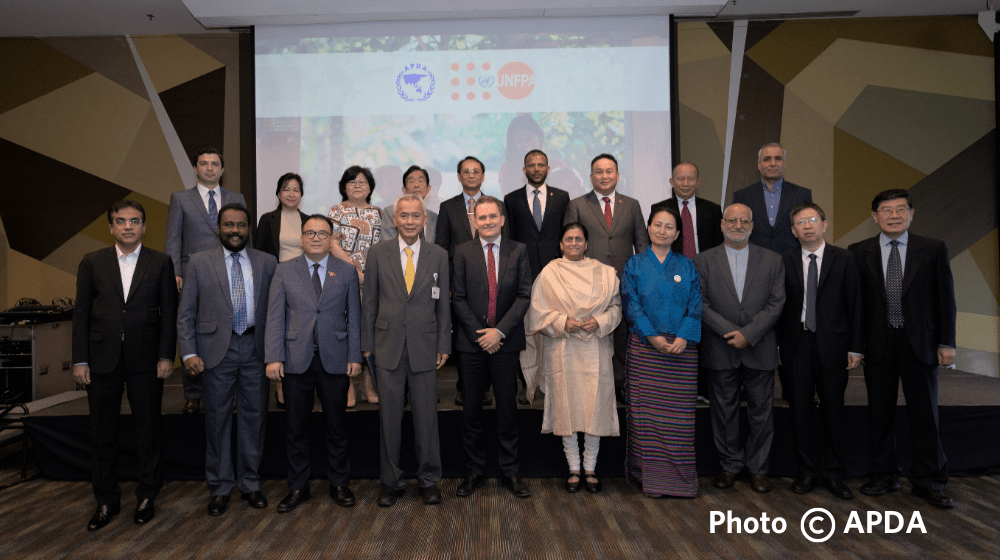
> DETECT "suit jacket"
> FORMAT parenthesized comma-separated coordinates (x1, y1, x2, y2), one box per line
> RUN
(731, 180, 812, 254)
(264, 255, 362, 374)
(848, 234, 957, 366)
(650, 196, 724, 255)
(165, 186, 249, 276)
(777, 244, 863, 370)
(451, 238, 532, 354)
(381, 205, 438, 245)
(504, 185, 570, 279)
(72, 246, 177, 374)
(255, 208, 309, 260)
(434, 193, 509, 260)
(692, 243, 785, 371)
(362, 238, 451, 371)
(177, 246, 277, 370)
(564, 191, 650, 278)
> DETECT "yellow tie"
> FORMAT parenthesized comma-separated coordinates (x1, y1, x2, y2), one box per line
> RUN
(404, 247, 415, 294)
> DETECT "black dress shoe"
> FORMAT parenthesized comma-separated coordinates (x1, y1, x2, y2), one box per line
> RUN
(454, 391, 464, 406)
(750, 474, 771, 493)
(584, 473, 602, 494)
(241, 491, 268, 509)
(456, 474, 485, 497)
(330, 486, 355, 507)
(133, 499, 155, 525)
(418, 484, 442, 505)
(183, 398, 201, 414)
(87, 503, 120, 532)
(207, 495, 230, 516)
(378, 485, 404, 508)
(565, 472, 582, 493)
(860, 474, 900, 496)
(615, 388, 627, 405)
(713, 470, 737, 489)
(822, 478, 854, 500)
(501, 476, 531, 498)
(791, 476, 818, 494)
(276, 489, 311, 513)
(912, 486, 955, 509)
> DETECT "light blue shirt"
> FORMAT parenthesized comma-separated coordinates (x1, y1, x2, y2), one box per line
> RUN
(463, 191, 482, 210)
(226, 248, 255, 327)
(725, 244, 749, 302)
(878, 231, 908, 279)
(762, 178, 784, 226)
(305, 254, 329, 289)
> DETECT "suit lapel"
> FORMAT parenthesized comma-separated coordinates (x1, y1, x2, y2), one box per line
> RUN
(901, 235, 923, 296)
(212, 247, 234, 312)
(295, 255, 320, 307)
(610, 194, 626, 236)
(102, 248, 126, 303)
(389, 241, 407, 297)
(186, 187, 215, 230)
(585, 192, 610, 233)
(496, 241, 510, 287)
(714, 247, 740, 302)
(864, 237, 886, 300)
(250, 251, 264, 309)
(742, 245, 762, 301)
(817, 246, 833, 290)
(269, 212, 281, 253)
(774, 184, 796, 228)
(750, 184, 773, 233)
(410, 241, 433, 300)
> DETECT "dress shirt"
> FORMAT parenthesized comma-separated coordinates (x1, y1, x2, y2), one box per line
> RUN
(596, 189, 616, 215)
(799, 242, 825, 322)
(878, 231, 908, 278)
(676, 195, 699, 253)
(226, 248, 255, 327)
(762, 178, 784, 226)
(725, 244, 749, 302)
(197, 184, 221, 214)
(305, 254, 330, 289)
(526, 183, 548, 216)
(463, 191, 483, 210)
(398, 237, 421, 272)
(116, 243, 141, 302)
(479, 235, 505, 338)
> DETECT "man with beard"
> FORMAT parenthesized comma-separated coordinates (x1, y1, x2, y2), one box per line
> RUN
(177, 203, 277, 515)
(503, 150, 570, 279)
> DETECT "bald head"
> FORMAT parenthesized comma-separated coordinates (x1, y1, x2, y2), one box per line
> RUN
(722, 203, 753, 249)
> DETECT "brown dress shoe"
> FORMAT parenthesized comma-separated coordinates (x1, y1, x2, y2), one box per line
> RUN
(749, 474, 771, 493)
(183, 398, 201, 414)
(713, 470, 737, 489)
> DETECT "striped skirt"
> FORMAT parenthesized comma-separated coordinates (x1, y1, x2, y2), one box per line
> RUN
(625, 332, 699, 498)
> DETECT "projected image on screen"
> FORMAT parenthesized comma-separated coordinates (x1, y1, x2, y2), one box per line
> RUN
(256, 18, 672, 218)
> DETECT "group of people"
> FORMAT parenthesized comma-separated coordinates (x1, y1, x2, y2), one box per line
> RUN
(71, 142, 958, 533)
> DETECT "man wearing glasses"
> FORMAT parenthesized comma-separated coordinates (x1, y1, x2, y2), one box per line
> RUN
(265, 215, 362, 512)
(72, 200, 177, 531)
(382, 165, 438, 243)
(693, 203, 785, 494)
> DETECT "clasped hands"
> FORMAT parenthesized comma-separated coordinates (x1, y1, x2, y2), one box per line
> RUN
(647, 335, 688, 355)
(564, 316, 599, 335)
(476, 328, 503, 354)
(265, 361, 362, 380)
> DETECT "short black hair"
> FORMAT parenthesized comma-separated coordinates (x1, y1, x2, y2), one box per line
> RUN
(457, 156, 486, 175)
(302, 214, 334, 232)
(402, 165, 430, 186)
(561, 221, 589, 242)
(193, 147, 224, 168)
(338, 166, 376, 204)
(524, 149, 548, 166)
(871, 189, 912, 212)
(276, 172, 303, 197)
(790, 201, 826, 222)
(591, 153, 618, 172)
(218, 203, 250, 226)
(107, 199, 146, 224)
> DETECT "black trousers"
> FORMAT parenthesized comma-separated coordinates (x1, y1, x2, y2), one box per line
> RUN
(786, 330, 849, 479)
(87, 357, 163, 505)
(284, 353, 351, 490)
(458, 350, 520, 477)
(864, 328, 948, 491)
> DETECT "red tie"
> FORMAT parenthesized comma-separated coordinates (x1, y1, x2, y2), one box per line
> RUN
(681, 200, 696, 258)
(603, 197, 613, 231)
(486, 243, 497, 327)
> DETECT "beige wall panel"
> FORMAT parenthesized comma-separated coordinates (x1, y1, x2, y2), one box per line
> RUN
(677, 54, 731, 154)
(677, 103, 725, 206)
(114, 108, 186, 204)
(784, 40, 868, 125)
(746, 21, 838, 85)
(0, 38, 93, 115)
(41, 233, 108, 276)
(676, 22, 732, 65)
(956, 348, 999, 379)
(833, 207, 881, 248)
(78, 193, 169, 253)
(952, 249, 999, 318)
(130, 36, 224, 94)
(829, 17, 993, 58)
(0, 73, 149, 182)
(779, 89, 834, 234)
(957, 312, 999, 355)
(6, 250, 78, 309)
(968, 228, 1000, 305)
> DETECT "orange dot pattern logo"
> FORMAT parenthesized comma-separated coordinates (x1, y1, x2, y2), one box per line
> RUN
(448, 60, 534, 101)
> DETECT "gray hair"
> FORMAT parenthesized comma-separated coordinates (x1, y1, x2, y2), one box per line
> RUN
(393, 193, 427, 217)
(757, 143, 786, 163)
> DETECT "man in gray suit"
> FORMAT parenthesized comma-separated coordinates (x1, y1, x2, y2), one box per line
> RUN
(265, 215, 362, 513)
(693, 203, 785, 494)
(382, 165, 438, 244)
(177, 204, 277, 516)
(166, 147, 249, 414)
(363, 194, 451, 508)
(564, 153, 650, 399)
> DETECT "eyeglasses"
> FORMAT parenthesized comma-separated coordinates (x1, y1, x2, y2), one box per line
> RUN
(460, 169, 482, 176)
(346, 180, 369, 188)
(877, 206, 910, 217)
(724, 218, 751, 226)
(794, 216, 822, 226)
(303, 231, 332, 239)
(113, 218, 143, 226)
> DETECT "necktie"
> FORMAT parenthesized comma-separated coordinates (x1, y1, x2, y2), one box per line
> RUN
(312, 262, 322, 299)
(404, 248, 415, 294)
(681, 200, 696, 258)
(805, 253, 817, 332)
(467, 198, 476, 236)
(886, 240, 904, 327)
(208, 189, 218, 225)
(532, 189, 543, 231)
(603, 196, 612, 231)
(232, 253, 247, 334)
(486, 243, 497, 327)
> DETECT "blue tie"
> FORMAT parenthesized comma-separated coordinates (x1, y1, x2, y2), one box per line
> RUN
(532, 189, 543, 230)
(231, 253, 247, 334)
(208, 189, 218, 225)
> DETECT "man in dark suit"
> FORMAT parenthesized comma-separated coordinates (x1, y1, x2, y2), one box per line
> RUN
(730, 143, 812, 255)
(777, 202, 862, 500)
(265, 215, 363, 513)
(177, 204, 277, 515)
(165, 147, 249, 414)
(693, 203, 785, 494)
(72, 200, 177, 531)
(452, 196, 532, 499)
(364, 194, 452, 508)
(650, 162, 724, 403)
(503, 150, 570, 279)
(849, 189, 957, 509)
(564, 153, 650, 399)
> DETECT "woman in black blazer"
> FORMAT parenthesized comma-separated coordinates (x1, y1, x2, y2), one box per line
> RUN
(255, 172, 309, 408)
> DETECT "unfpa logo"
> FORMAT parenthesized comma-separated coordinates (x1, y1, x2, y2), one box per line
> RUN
(497, 62, 535, 100)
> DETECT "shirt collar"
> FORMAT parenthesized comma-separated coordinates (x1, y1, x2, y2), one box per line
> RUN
(305, 254, 328, 268)
(529, 183, 547, 195)
(880, 231, 908, 247)
(227, 247, 249, 261)
(801, 241, 826, 259)
(725, 243, 749, 255)
(197, 184, 219, 197)
(399, 236, 421, 254)
(462, 191, 482, 205)
(480, 235, 501, 249)
(762, 178, 784, 193)
(595, 189, 616, 201)
(677, 194, 696, 204)
(115, 243, 142, 259)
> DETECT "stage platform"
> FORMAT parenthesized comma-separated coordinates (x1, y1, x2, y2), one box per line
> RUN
(21, 365, 1000, 482)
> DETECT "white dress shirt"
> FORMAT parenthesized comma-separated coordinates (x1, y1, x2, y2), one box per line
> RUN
(197, 183, 221, 213)
(526, 183, 548, 216)
(799, 242, 825, 323)
(116, 243, 141, 302)
(398, 237, 421, 272)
